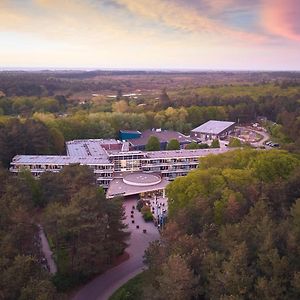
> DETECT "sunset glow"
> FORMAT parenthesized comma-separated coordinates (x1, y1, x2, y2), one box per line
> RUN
(1, 0, 300, 70)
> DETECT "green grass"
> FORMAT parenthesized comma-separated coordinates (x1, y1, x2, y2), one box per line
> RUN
(109, 272, 146, 300)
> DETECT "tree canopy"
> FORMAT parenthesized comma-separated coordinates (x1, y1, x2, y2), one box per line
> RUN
(145, 136, 160, 151)
(138, 149, 300, 299)
(166, 139, 180, 150)
(210, 139, 220, 148)
(228, 137, 242, 147)
(0, 164, 129, 295)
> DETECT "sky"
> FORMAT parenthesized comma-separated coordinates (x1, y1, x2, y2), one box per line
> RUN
(0, 0, 300, 70)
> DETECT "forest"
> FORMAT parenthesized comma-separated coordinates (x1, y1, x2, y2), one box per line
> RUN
(0, 75, 300, 169)
(113, 149, 300, 299)
(1, 71, 300, 299)
(0, 165, 128, 299)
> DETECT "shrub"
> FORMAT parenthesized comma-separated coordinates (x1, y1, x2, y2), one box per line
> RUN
(228, 137, 242, 148)
(210, 139, 220, 148)
(141, 206, 153, 222)
(136, 200, 144, 212)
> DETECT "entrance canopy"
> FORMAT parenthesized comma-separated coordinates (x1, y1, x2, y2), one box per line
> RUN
(106, 172, 169, 199)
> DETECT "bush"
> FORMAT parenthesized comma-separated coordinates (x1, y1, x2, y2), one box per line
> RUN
(228, 137, 242, 147)
(145, 136, 160, 151)
(52, 272, 88, 292)
(210, 139, 220, 148)
(198, 143, 210, 149)
(167, 139, 180, 150)
(141, 206, 153, 222)
(186, 142, 209, 149)
(136, 200, 144, 212)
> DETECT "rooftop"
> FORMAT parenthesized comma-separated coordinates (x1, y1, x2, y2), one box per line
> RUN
(123, 173, 161, 186)
(119, 130, 141, 134)
(106, 172, 169, 198)
(66, 139, 119, 158)
(128, 129, 193, 146)
(11, 146, 231, 166)
(192, 120, 235, 135)
(11, 155, 113, 165)
(145, 148, 229, 159)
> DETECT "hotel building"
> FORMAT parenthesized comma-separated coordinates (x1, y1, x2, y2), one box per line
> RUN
(10, 138, 230, 197)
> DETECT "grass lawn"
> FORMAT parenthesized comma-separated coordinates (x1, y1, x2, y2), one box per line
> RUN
(109, 272, 146, 300)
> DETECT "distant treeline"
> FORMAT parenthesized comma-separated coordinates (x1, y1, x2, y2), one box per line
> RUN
(0, 70, 299, 97)
(0, 81, 300, 168)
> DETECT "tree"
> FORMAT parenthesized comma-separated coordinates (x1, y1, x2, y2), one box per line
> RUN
(145, 136, 160, 151)
(41, 166, 129, 290)
(0, 255, 56, 300)
(167, 139, 180, 150)
(144, 254, 197, 300)
(159, 88, 171, 108)
(144, 150, 300, 299)
(186, 142, 209, 149)
(112, 100, 129, 113)
(211, 139, 220, 148)
(49, 127, 65, 154)
(116, 89, 123, 100)
(228, 137, 242, 147)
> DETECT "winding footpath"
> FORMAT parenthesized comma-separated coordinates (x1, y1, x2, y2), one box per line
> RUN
(38, 224, 57, 274)
(72, 198, 160, 300)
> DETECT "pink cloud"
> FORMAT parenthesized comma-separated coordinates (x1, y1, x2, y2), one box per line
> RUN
(116, 0, 265, 43)
(262, 0, 300, 42)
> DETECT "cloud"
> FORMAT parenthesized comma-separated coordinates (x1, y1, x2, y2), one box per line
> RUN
(114, 0, 264, 42)
(0, 0, 299, 69)
(0, 0, 136, 45)
(262, 0, 300, 41)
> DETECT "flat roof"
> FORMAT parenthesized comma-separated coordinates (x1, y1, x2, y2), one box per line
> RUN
(119, 130, 141, 134)
(145, 148, 229, 159)
(11, 155, 113, 165)
(123, 173, 161, 186)
(192, 120, 235, 135)
(128, 130, 193, 146)
(11, 146, 231, 166)
(106, 172, 169, 198)
(66, 139, 119, 158)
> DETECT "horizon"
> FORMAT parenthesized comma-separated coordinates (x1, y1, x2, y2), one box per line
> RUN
(1, 0, 300, 70)
(1, 67, 300, 73)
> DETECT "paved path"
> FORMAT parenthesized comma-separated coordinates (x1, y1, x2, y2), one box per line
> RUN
(38, 224, 57, 274)
(235, 126, 270, 148)
(72, 198, 160, 300)
(249, 129, 270, 147)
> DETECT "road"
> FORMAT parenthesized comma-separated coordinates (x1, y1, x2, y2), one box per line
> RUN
(72, 198, 160, 300)
(235, 126, 270, 148)
(245, 128, 270, 148)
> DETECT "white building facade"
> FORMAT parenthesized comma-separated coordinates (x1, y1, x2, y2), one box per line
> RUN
(10, 139, 230, 190)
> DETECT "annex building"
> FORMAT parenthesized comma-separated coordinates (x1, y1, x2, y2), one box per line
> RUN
(191, 120, 236, 141)
(10, 134, 230, 198)
(124, 129, 194, 150)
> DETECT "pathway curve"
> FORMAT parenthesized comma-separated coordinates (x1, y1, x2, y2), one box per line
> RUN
(72, 198, 160, 300)
(250, 129, 270, 147)
(38, 224, 57, 274)
(235, 126, 270, 148)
